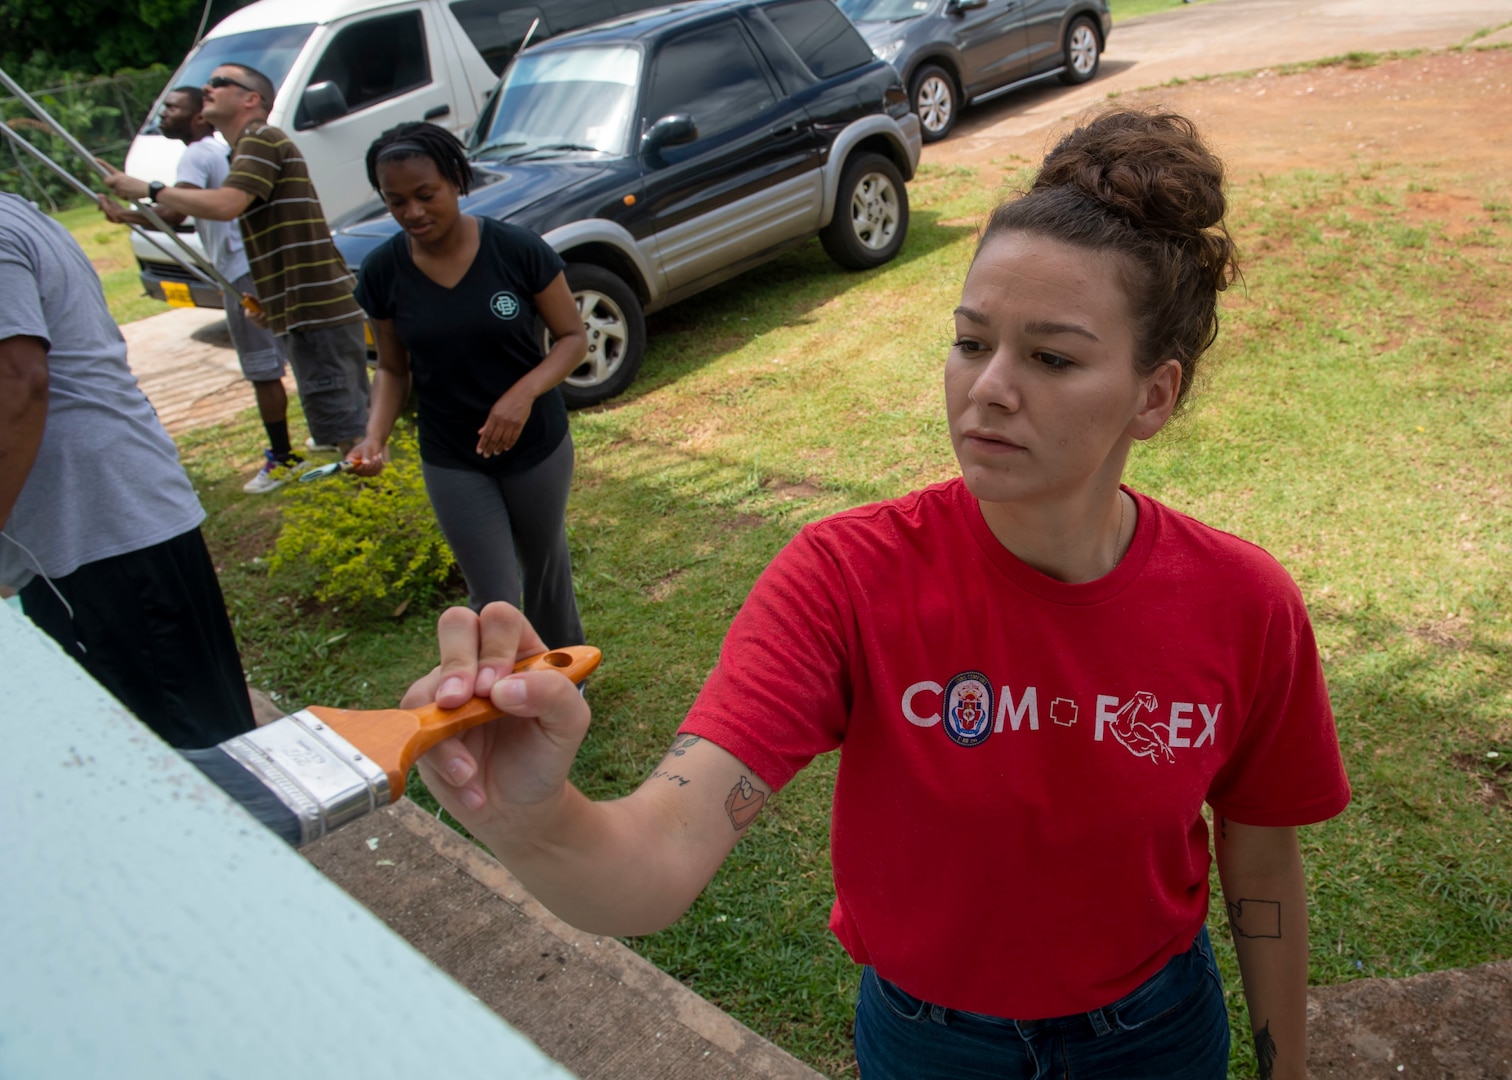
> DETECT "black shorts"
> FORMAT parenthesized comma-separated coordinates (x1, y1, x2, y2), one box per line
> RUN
(21, 528, 255, 749)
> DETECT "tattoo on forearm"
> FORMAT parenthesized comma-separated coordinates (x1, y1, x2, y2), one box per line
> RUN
(1254, 1020, 1277, 1080)
(648, 735, 703, 786)
(724, 775, 766, 831)
(1227, 898, 1282, 939)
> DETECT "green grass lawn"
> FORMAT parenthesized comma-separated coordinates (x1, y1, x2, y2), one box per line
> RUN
(1109, 0, 1215, 22)
(174, 131, 1512, 1077)
(52, 201, 170, 324)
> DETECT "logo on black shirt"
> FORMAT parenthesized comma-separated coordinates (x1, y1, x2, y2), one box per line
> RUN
(490, 291, 521, 320)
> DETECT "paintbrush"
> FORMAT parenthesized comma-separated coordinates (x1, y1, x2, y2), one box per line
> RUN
(182, 645, 600, 847)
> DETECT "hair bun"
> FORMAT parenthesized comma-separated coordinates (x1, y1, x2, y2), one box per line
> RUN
(1034, 110, 1226, 240)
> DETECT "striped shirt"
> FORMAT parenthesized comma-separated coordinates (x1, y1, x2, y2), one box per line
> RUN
(223, 122, 362, 335)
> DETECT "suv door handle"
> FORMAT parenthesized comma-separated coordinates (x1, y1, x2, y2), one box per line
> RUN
(424, 104, 451, 120)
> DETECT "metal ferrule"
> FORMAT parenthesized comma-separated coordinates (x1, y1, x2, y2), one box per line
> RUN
(220, 711, 391, 848)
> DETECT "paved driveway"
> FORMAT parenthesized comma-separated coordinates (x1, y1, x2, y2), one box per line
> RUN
(933, 0, 1512, 151)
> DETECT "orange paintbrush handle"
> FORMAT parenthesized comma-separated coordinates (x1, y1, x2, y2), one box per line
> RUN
(240, 294, 263, 317)
(307, 645, 601, 798)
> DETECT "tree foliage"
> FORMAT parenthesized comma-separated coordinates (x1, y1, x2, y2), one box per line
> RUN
(0, 0, 256, 74)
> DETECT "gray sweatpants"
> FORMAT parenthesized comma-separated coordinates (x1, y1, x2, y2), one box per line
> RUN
(421, 433, 584, 648)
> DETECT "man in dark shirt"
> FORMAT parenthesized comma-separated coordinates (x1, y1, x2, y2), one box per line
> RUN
(104, 63, 369, 478)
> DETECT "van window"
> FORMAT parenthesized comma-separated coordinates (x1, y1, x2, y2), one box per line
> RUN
(763, 0, 875, 78)
(450, 0, 638, 76)
(644, 21, 777, 153)
(142, 24, 315, 134)
(450, 1, 546, 75)
(305, 10, 431, 115)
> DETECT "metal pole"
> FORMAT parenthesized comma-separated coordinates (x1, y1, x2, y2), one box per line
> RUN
(0, 65, 244, 297)
(0, 121, 219, 288)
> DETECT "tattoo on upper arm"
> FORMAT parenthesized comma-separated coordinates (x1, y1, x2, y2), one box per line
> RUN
(1226, 898, 1282, 939)
(1254, 1020, 1277, 1080)
(724, 776, 766, 831)
(1219, 815, 1228, 840)
(668, 734, 701, 757)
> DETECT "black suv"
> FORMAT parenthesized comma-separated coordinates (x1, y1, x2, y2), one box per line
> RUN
(333, 0, 923, 406)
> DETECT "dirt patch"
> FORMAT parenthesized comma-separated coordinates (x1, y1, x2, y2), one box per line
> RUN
(766, 478, 823, 500)
(1407, 615, 1472, 650)
(647, 567, 685, 603)
(927, 49, 1512, 196)
(1449, 752, 1511, 812)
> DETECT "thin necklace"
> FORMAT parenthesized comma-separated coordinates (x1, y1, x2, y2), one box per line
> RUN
(1113, 491, 1127, 571)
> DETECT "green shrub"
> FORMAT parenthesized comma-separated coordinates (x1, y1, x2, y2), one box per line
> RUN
(270, 423, 455, 607)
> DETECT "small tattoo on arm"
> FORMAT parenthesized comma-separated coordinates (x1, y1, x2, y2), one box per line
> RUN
(1227, 898, 1282, 939)
(648, 735, 703, 786)
(1219, 815, 1227, 840)
(1254, 1020, 1277, 1080)
(724, 775, 766, 831)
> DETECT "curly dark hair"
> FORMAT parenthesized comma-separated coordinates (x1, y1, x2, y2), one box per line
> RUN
(980, 108, 1241, 407)
(365, 121, 474, 195)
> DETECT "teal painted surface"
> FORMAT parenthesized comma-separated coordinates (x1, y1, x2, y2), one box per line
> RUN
(0, 604, 575, 1079)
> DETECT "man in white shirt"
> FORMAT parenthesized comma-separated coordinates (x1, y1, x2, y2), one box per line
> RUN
(100, 85, 306, 493)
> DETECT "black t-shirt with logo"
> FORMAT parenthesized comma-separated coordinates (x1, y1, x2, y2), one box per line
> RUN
(355, 217, 568, 475)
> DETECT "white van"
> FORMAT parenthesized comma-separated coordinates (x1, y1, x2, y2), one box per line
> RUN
(126, 0, 662, 308)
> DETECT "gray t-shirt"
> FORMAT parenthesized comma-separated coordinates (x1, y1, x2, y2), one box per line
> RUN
(0, 193, 204, 589)
(177, 135, 251, 282)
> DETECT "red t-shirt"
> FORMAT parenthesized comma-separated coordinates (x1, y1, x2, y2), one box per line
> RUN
(680, 479, 1350, 1019)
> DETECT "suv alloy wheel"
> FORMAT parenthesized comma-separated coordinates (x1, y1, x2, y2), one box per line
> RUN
(548, 263, 647, 409)
(1060, 16, 1101, 85)
(821, 152, 910, 270)
(910, 64, 956, 142)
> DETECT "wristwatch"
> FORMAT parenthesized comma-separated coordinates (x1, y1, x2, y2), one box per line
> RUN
(146, 180, 166, 203)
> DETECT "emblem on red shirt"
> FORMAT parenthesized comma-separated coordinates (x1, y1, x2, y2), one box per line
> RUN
(943, 671, 994, 747)
(1103, 690, 1174, 764)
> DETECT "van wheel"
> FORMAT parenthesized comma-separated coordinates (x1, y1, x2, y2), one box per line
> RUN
(911, 64, 957, 142)
(544, 263, 646, 408)
(820, 152, 909, 271)
(1060, 17, 1101, 84)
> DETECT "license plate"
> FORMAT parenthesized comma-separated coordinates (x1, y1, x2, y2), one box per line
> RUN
(162, 281, 194, 308)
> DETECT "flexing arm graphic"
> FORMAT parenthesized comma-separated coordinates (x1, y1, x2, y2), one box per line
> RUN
(1108, 691, 1174, 764)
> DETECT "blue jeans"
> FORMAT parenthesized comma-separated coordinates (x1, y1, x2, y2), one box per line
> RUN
(853, 928, 1229, 1079)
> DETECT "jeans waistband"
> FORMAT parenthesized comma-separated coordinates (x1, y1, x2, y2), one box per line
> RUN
(882, 925, 1214, 1036)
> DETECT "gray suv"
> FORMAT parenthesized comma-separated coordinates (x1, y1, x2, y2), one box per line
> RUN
(837, 0, 1111, 141)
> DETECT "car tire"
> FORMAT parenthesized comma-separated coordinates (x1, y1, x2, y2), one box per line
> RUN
(910, 64, 957, 142)
(1059, 16, 1101, 85)
(545, 263, 646, 409)
(820, 152, 909, 271)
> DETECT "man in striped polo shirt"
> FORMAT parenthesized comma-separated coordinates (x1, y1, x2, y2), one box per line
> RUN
(106, 63, 369, 486)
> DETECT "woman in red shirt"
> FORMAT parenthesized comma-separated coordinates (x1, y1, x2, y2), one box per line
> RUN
(405, 110, 1348, 1080)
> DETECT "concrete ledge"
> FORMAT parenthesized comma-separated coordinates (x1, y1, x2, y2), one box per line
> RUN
(1306, 961, 1512, 1077)
(304, 800, 825, 1080)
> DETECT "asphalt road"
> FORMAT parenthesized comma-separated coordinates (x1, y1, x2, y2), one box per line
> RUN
(934, 0, 1512, 152)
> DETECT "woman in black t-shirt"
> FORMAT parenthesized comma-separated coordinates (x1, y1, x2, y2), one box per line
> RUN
(349, 123, 588, 646)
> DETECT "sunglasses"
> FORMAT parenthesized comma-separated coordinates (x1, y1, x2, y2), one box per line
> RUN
(207, 75, 255, 92)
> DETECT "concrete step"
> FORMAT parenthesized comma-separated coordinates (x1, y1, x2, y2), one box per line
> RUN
(304, 800, 826, 1080)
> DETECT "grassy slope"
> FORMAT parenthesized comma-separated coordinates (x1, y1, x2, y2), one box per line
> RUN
(175, 152, 1511, 1079)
